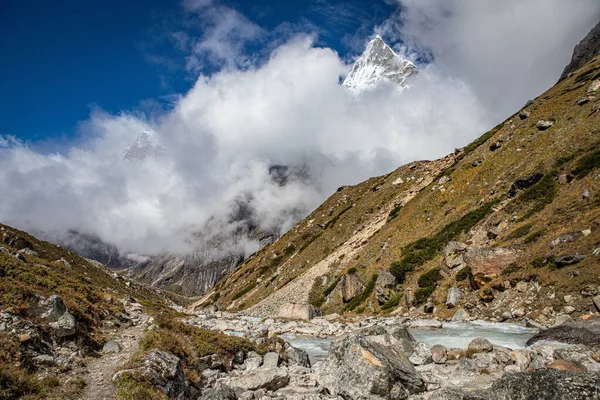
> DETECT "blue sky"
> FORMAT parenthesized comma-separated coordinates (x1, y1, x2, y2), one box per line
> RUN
(0, 0, 395, 143)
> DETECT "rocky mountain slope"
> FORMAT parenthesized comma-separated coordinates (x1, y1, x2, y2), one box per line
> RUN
(343, 35, 417, 93)
(194, 49, 600, 325)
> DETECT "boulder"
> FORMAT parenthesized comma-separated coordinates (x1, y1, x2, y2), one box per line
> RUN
(339, 273, 365, 302)
(535, 120, 554, 130)
(199, 383, 237, 400)
(285, 344, 311, 368)
(243, 352, 263, 371)
(102, 340, 121, 354)
(262, 352, 280, 369)
(526, 316, 600, 347)
(49, 312, 76, 337)
(594, 295, 600, 312)
(227, 367, 290, 392)
(548, 360, 588, 373)
(319, 327, 426, 400)
(429, 387, 486, 400)
(519, 110, 531, 120)
(112, 349, 190, 399)
(467, 338, 493, 355)
(444, 242, 467, 269)
(277, 303, 321, 320)
(431, 344, 447, 364)
(375, 271, 397, 304)
(409, 342, 432, 365)
(464, 247, 521, 286)
(446, 287, 461, 308)
(507, 173, 544, 197)
(554, 254, 585, 268)
(487, 369, 600, 400)
(2, 234, 32, 250)
(38, 295, 67, 322)
(451, 308, 469, 322)
(386, 325, 417, 355)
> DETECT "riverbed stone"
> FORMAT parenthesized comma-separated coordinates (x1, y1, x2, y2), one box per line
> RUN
(446, 287, 461, 308)
(467, 338, 493, 356)
(409, 342, 432, 365)
(431, 344, 447, 364)
(319, 326, 426, 399)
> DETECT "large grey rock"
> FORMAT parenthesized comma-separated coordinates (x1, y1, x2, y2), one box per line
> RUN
(431, 344, 448, 364)
(452, 308, 470, 322)
(199, 383, 237, 400)
(444, 241, 467, 269)
(387, 325, 417, 355)
(285, 344, 311, 368)
(429, 387, 486, 400)
(112, 349, 190, 399)
(467, 338, 493, 355)
(375, 271, 397, 304)
(526, 316, 600, 347)
(278, 303, 321, 320)
(339, 273, 364, 302)
(536, 120, 555, 131)
(319, 326, 426, 400)
(446, 287, 461, 308)
(409, 342, 432, 365)
(39, 295, 67, 322)
(262, 352, 280, 368)
(227, 367, 290, 392)
(102, 340, 121, 354)
(594, 295, 600, 312)
(487, 369, 600, 400)
(49, 312, 76, 337)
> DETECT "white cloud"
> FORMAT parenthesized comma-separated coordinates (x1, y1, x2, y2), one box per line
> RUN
(0, 0, 597, 259)
(381, 0, 600, 118)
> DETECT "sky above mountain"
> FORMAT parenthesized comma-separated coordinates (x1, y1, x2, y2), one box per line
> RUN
(0, 0, 395, 144)
(1, 0, 599, 256)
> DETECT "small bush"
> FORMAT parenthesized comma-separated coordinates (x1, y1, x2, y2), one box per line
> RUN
(506, 223, 533, 240)
(502, 263, 522, 275)
(455, 266, 472, 282)
(572, 149, 600, 178)
(511, 171, 558, 219)
(231, 283, 254, 301)
(381, 292, 402, 311)
(115, 374, 168, 400)
(414, 286, 436, 305)
(417, 268, 442, 288)
(530, 257, 546, 268)
(524, 230, 545, 244)
(298, 233, 322, 253)
(387, 204, 402, 221)
(463, 123, 503, 155)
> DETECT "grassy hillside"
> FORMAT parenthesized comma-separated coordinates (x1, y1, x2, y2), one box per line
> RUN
(197, 55, 600, 319)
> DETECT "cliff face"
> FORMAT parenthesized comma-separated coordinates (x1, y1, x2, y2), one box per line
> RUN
(560, 20, 600, 81)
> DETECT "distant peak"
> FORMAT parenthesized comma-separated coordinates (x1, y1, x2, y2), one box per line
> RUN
(375, 34, 382, 40)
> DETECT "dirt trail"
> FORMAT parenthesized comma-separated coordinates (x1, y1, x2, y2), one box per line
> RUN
(79, 314, 149, 400)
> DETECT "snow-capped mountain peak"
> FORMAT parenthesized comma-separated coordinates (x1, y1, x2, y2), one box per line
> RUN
(343, 35, 417, 93)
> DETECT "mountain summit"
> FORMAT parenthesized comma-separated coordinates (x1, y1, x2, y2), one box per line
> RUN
(343, 35, 417, 93)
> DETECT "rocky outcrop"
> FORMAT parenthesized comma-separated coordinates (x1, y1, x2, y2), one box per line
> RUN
(487, 369, 600, 400)
(560, 20, 600, 81)
(463, 247, 521, 286)
(338, 273, 364, 302)
(277, 303, 321, 320)
(375, 271, 397, 304)
(319, 326, 426, 399)
(444, 241, 467, 269)
(526, 316, 600, 347)
(112, 349, 190, 399)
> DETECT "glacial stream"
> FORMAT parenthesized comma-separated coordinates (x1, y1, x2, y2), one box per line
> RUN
(281, 321, 538, 364)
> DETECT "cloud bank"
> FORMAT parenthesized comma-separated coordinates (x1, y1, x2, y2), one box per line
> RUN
(0, 0, 598, 258)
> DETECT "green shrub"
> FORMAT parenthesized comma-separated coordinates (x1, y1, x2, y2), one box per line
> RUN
(530, 257, 546, 268)
(572, 149, 600, 178)
(381, 292, 402, 311)
(325, 205, 353, 229)
(389, 199, 498, 282)
(463, 123, 503, 155)
(523, 230, 545, 244)
(502, 263, 522, 275)
(455, 266, 471, 282)
(298, 233, 322, 253)
(417, 268, 442, 288)
(387, 204, 402, 221)
(511, 171, 558, 219)
(414, 286, 436, 305)
(346, 274, 378, 311)
(506, 223, 534, 240)
(231, 283, 254, 301)
(115, 374, 168, 400)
